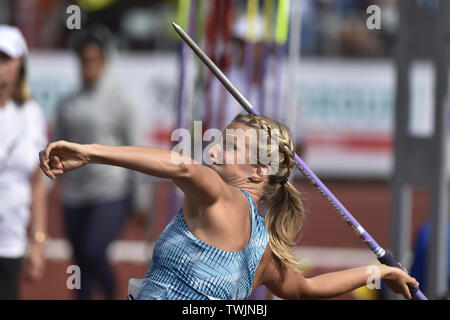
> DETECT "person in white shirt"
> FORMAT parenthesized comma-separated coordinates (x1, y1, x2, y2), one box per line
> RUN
(0, 25, 48, 299)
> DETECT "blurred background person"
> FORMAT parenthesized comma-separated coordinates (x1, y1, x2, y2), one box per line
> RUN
(410, 219, 450, 299)
(52, 25, 145, 300)
(0, 25, 48, 300)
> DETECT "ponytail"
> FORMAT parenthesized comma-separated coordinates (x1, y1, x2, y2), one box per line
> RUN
(232, 113, 306, 272)
(262, 181, 306, 271)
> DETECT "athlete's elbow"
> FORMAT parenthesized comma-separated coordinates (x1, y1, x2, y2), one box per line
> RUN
(175, 161, 192, 179)
(297, 279, 322, 300)
(174, 158, 202, 180)
(296, 289, 313, 300)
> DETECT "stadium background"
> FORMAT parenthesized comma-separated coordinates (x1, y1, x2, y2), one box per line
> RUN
(0, 0, 442, 299)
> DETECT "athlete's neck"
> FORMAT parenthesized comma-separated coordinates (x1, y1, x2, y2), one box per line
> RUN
(236, 183, 264, 205)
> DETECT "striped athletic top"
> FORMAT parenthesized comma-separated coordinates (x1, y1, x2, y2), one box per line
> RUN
(136, 189, 269, 300)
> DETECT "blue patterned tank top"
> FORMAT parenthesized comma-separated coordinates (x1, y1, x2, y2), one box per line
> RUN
(136, 189, 269, 300)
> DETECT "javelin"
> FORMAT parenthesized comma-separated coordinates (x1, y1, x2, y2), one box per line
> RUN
(172, 22, 427, 300)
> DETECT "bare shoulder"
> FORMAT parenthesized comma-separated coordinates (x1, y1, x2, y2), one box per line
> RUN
(204, 185, 250, 228)
(188, 185, 253, 252)
(207, 184, 249, 211)
(175, 163, 230, 207)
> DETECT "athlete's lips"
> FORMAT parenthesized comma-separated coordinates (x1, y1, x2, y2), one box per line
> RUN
(207, 162, 222, 168)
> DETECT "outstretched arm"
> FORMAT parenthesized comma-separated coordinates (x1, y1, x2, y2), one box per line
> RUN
(261, 248, 419, 300)
(39, 141, 227, 205)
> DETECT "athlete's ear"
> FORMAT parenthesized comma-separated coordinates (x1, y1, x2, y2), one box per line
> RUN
(258, 165, 271, 177)
(249, 165, 271, 183)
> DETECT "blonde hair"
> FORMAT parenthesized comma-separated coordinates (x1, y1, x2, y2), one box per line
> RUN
(12, 58, 31, 105)
(232, 113, 306, 271)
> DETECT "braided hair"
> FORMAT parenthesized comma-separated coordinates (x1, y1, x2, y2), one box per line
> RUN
(232, 114, 306, 272)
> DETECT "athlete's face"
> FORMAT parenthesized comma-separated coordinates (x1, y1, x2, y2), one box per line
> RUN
(0, 51, 21, 106)
(207, 122, 260, 185)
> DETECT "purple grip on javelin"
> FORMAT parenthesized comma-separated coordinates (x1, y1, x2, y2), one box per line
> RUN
(378, 251, 427, 300)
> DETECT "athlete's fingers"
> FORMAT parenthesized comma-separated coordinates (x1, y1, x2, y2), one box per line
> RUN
(51, 155, 63, 170)
(39, 151, 49, 170)
(48, 155, 64, 177)
(39, 153, 53, 179)
(51, 168, 64, 176)
(406, 276, 419, 288)
(44, 140, 63, 161)
(397, 263, 408, 274)
(43, 143, 53, 161)
(403, 284, 412, 299)
(41, 164, 55, 180)
(39, 163, 49, 178)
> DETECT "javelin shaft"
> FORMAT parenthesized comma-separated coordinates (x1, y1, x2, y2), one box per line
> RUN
(175, 30, 255, 113)
(171, 22, 427, 300)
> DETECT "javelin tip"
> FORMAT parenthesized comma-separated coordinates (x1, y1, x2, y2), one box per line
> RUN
(172, 22, 182, 32)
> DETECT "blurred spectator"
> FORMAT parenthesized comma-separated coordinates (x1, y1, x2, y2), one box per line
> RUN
(52, 25, 146, 300)
(340, 17, 382, 57)
(410, 220, 450, 299)
(0, 25, 48, 299)
(374, 0, 399, 56)
(3, 0, 399, 58)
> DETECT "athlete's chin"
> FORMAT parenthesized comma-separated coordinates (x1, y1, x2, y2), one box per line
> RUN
(206, 162, 218, 171)
(207, 163, 225, 177)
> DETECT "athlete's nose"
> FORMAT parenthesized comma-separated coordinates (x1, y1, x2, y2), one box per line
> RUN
(209, 143, 218, 161)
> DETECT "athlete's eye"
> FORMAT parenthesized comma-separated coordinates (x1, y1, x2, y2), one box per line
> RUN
(224, 143, 234, 150)
(223, 138, 235, 150)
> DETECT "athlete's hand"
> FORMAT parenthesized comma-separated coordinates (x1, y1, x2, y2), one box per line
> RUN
(39, 140, 90, 180)
(381, 264, 419, 299)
